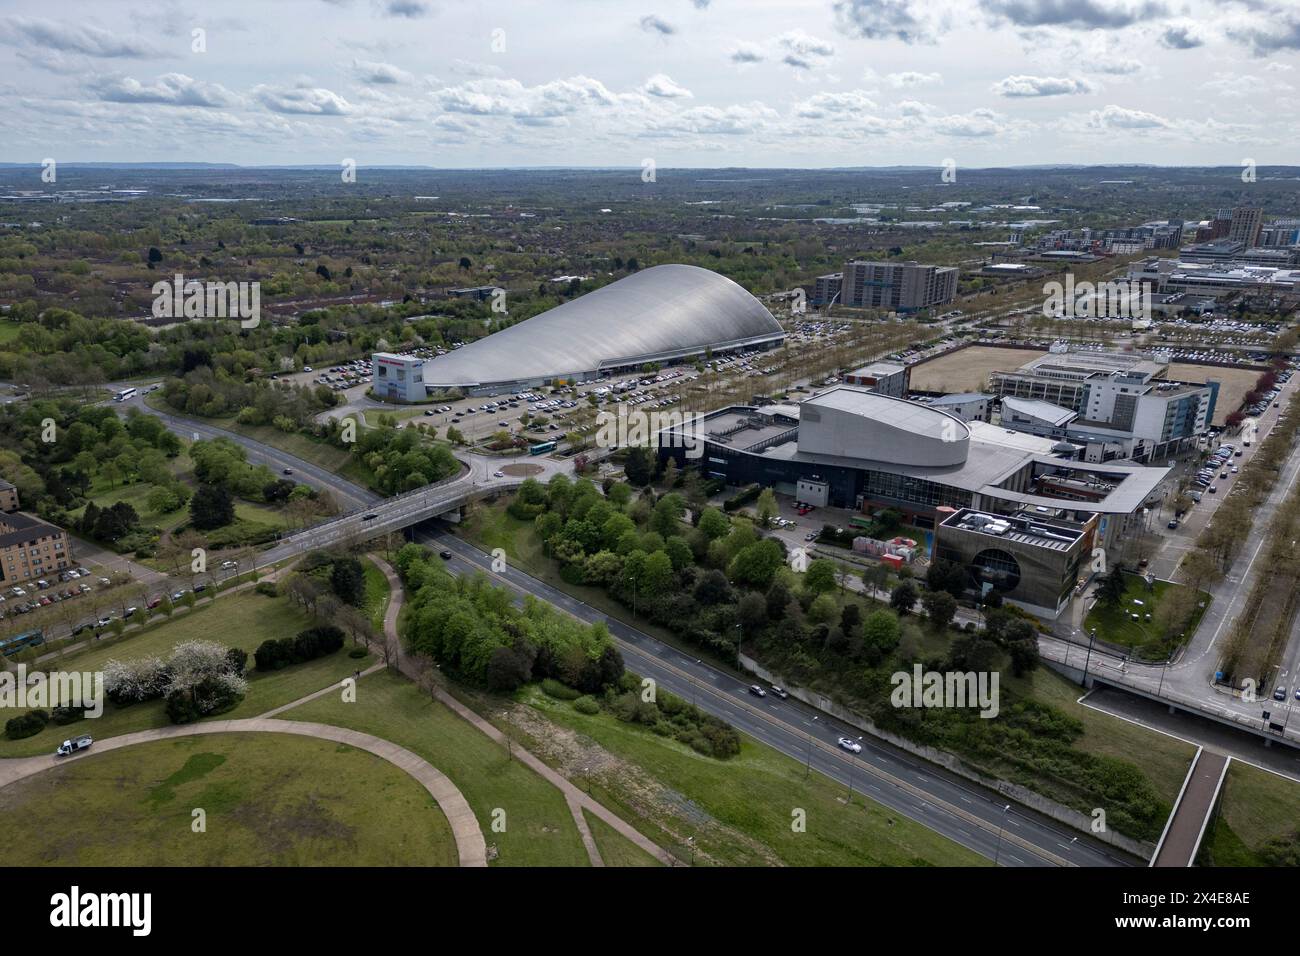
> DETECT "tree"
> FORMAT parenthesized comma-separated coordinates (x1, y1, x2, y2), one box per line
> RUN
(728, 539, 784, 590)
(926, 559, 968, 599)
(738, 592, 768, 635)
(921, 590, 957, 631)
(803, 558, 837, 595)
(1096, 565, 1127, 607)
(890, 581, 919, 615)
(862, 609, 901, 655)
(624, 446, 655, 486)
(650, 493, 686, 538)
(190, 483, 234, 531)
(861, 561, 890, 596)
(756, 488, 778, 527)
(330, 556, 366, 607)
(693, 569, 731, 605)
(698, 507, 731, 540)
(807, 593, 839, 627)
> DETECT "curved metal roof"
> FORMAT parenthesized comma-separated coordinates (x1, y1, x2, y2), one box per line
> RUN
(420, 264, 783, 387)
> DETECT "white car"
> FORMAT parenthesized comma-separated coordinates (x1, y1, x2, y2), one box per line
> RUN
(493, 471, 505, 478)
(838, 737, 862, 754)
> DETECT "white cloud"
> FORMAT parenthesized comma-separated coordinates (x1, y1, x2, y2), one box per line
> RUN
(92, 73, 239, 107)
(641, 74, 693, 98)
(352, 59, 413, 84)
(992, 74, 1094, 96)
(255, 85, 352, 115)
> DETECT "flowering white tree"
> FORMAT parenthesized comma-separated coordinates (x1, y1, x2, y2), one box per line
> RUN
(103, 656, 170, 703)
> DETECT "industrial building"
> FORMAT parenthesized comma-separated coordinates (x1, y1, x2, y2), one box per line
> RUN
(988, 348, 1217, 462)
(658, 386, 1167, 600)
(383, 264, 784, 397)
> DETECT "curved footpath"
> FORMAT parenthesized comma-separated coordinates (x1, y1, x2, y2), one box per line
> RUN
(0, 718, 488, 867)
(370, 556, 677, 867)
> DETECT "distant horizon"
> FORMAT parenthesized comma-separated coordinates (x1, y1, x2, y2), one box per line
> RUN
(3, 161, 1300, 173)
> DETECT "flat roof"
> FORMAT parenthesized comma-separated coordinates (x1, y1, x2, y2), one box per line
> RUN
(1001, 395, 1078, 427)
(929, 392, 991, 405)
(849, 361, 906, 377)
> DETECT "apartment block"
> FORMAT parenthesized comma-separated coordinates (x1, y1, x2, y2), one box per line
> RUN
(840, 260, 957, 311)
(0, 479, 17, 513)
(0, 511, 73, 586)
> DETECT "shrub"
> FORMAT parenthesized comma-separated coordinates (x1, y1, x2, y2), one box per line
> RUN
(573, 695, 600, 715)
(4, 710, 50, 740)
(541, 677, 581, 700)
(254, 625, 345, 671)
(254, 581, 279, 597)
(348, 648, 368, 659)
(723, 483, 761, 512)
(51, 706, 88, 726)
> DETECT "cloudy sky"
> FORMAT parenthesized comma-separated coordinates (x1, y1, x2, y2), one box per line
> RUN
(1, 0, 1298, 167)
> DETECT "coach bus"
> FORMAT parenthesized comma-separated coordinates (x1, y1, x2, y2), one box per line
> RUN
(0, 630, 45, 657)
(114, 387, 137, 402)
(529, 440, 557, 456)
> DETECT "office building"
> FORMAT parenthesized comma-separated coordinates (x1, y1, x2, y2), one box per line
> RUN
(1229, 206, 1263, 248)
(371, 352, 428, 402)
(844, 361, 908, 397)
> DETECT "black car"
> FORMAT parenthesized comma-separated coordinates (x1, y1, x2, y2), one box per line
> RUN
(282, 468, 293, 475)
(439, 550, 453, 560)
(362, 513, 378, 521)
(193, 584, 207, 593)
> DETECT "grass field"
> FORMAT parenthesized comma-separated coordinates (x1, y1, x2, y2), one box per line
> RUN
(1003, 667, 1196, 807)
(908, 345, 1045, 393)
(1198, 761, 1300, 866)
(515, 685, 989, 866)
(582, 809, 663, 867)
(282, 671, 591, 866)
(1083, 572, 1210, 653)
(0, 320, 22, 344)
(362, 557, 390, 632)
(0, 733, 456, 866)
(0, 591, 371, 757)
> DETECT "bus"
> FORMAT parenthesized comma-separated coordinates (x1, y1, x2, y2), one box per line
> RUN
(529, 440, 557, 456)
(114, 387, 137, 402)
(0, 630, 45, 657)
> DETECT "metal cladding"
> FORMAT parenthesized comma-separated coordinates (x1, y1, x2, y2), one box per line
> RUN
(798, 387, 972, 468)
(420, 263, 784, 389)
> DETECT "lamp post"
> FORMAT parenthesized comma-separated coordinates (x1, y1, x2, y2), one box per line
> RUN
(1081, 628, 1098, 688)
(804, 716, 819, 778)
(993, 804, 1012, 865)
(846, 735, 863, 802)
(734, 623, 743, 669)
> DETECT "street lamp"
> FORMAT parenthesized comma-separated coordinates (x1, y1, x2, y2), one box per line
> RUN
(734, 623, 743, 669)
(1081, 628, 1098, 688)
(804, 716, 819, 778)
(846, 735, 863, 802)
(993, 804, 1012, 865)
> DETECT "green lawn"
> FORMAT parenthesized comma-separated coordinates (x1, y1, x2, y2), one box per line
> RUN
(583, 809, 663, 867)
(1003, 666, 1196, 807)
(517, 685, 989, 867)
(362, 557, 390, 632)
(0, 320, 23, 344)
(281, 670, 591, 866)
(1198, 761, 1300, 866)
(1084, 572, 1211, 656)
(0, 733, 455, 866)
(0, 591, 371, 757)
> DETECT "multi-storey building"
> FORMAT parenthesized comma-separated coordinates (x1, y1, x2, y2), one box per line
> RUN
(989, 348, 1217, 462)
(0, 479, 17, 513)
(840, 260, 957, 312)
(0, 510, 73, 586)
(1229, 206, 1263, 248)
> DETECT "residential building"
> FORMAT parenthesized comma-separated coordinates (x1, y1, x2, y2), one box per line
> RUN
(0, 479, 17, 513)
(812, 272, 842, 306)
(1229, 206, 1263, 248)
(840, 260, 957, 311)
(0, 511, 72, 586)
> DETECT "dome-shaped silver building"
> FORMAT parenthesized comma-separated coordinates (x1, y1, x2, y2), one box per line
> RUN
(414, 264, 784, 395)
